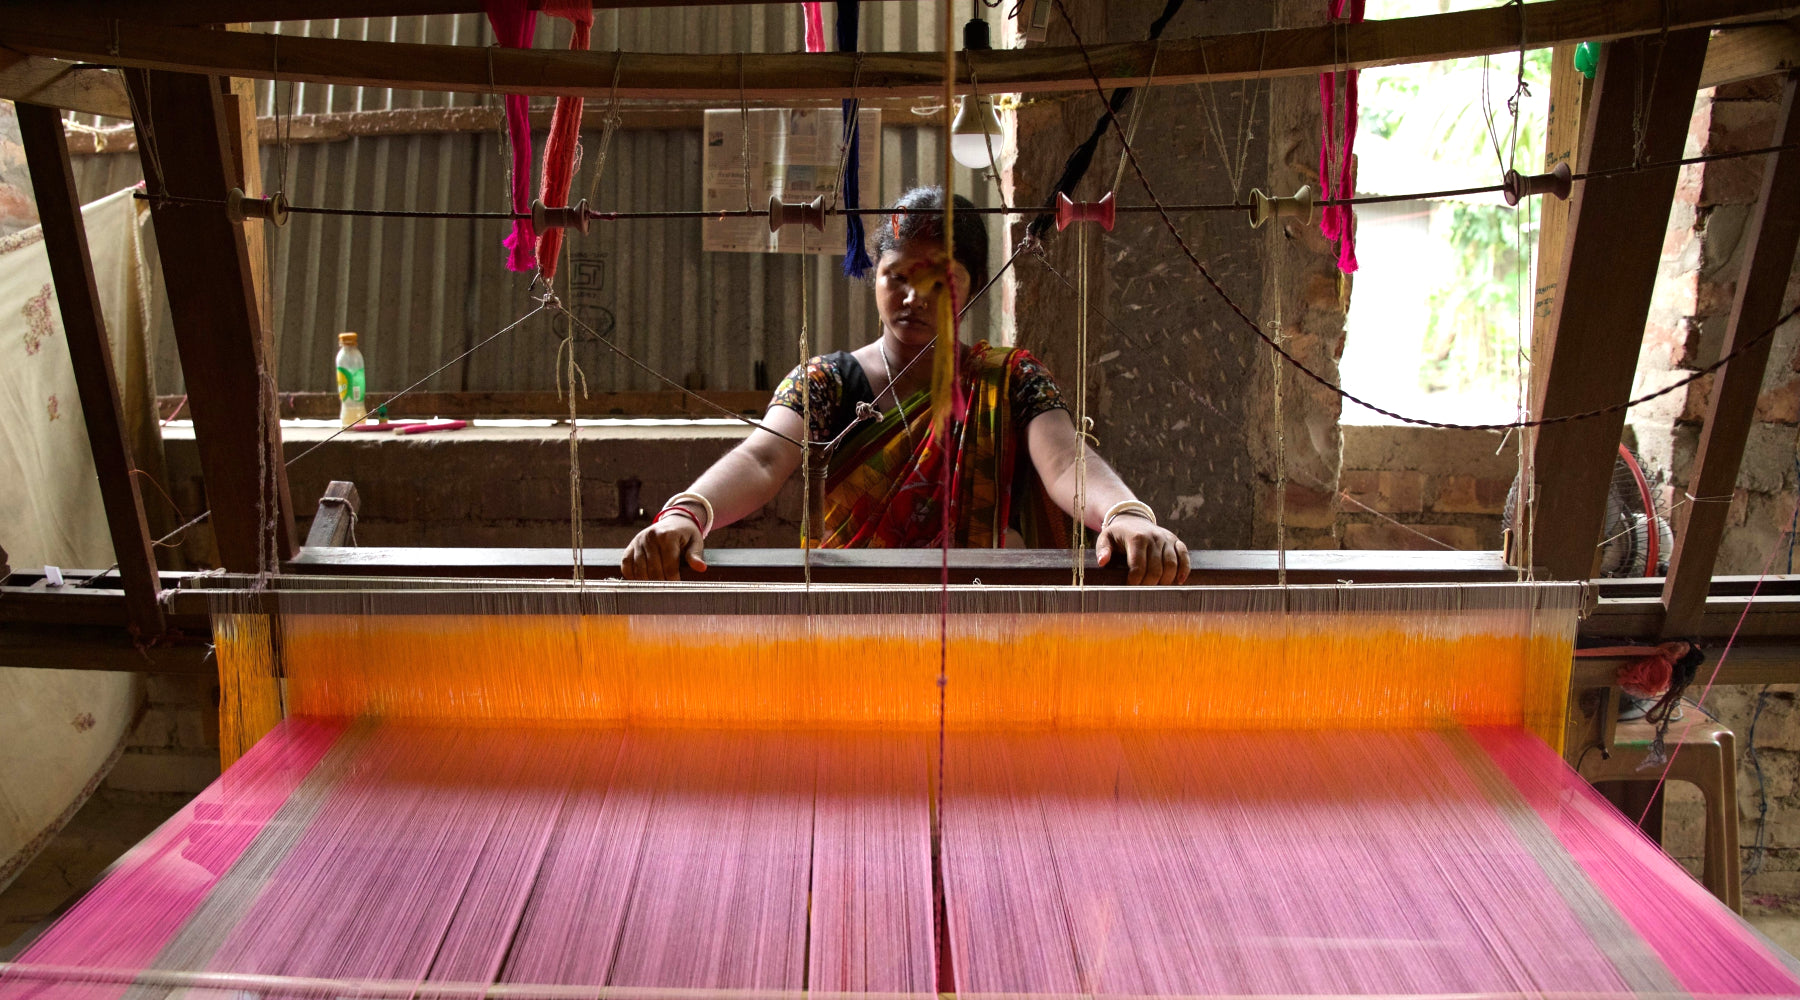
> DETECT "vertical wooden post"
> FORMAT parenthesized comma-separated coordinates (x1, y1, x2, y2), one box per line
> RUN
(15, 102, 165, 636)
(1529, 31, 1710, 580)
(1526, 43, 1587, 420)
(1661, 72, 1800, 633)
(127, 68, 296, 573)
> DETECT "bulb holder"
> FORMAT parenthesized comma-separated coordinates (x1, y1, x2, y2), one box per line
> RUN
(768, 194, 827, 233)
(226, 187, 290, 227)
(1055, 192, 1116, 232)
(532, 198, 592, 234)
(1247, 185, 1315, 229)
(963, 16, 992, 51)
(1501, 162, 1573, 207)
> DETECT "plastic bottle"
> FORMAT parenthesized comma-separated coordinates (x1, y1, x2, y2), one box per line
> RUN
(336, 332, 366, 427)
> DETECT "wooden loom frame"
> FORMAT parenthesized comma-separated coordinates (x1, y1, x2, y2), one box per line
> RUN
(3, 4, 1800, 696)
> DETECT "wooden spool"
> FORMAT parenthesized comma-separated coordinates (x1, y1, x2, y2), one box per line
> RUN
(226, 187, 290, 227)
(531, 198, 592, 234)
(767, 194, 827, 233)
(1247, 185, 1314, 229)
(1054, 191, 1116, 232)
(1502, 162, 1573, 207)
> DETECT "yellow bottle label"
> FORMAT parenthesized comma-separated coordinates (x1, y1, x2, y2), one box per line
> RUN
(337, 367, 365, 404)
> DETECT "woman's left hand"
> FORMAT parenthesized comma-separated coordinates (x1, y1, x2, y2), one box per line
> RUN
(1096, 516, 1191, 586)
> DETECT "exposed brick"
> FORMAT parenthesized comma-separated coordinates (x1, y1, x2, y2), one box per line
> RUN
(1376, 470, 1424, 513)
(1340, 469, 1379, 507)
(1759, 377, 1800, 425)
(1701, 157, 1768, 207)
(1278, 481, 1338, 530)
(1343, 521, 1479, 551)
(129, 709, 177, 749)
(1428, 475, 1511, 516)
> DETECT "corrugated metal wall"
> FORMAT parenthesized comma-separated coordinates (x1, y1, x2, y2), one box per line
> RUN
(102, 7, 1015, 397)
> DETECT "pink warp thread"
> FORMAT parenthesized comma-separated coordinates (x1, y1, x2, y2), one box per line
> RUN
(535, 1, 593, 283)
(10, 722, 1798, 999)
(1475, 726, 1800, 995)
(486, 0, 539, 273)
(1317, 0, 1362, 273)
(802, 3, 826, 52)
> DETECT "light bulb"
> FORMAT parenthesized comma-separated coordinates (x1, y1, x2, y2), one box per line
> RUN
(951, 95, 1007, 170)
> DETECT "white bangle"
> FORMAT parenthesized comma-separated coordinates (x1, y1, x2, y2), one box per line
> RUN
(1101, 499, 1156, 529)
(663, 491, 715, 537)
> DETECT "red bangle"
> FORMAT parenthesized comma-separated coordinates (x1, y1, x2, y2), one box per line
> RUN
(655, 506, 701, 529)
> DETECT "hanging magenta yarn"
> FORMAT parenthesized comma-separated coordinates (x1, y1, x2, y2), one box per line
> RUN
(536, 0, 594, 283)
(486, 0, 540, 273)
(802, 2, 826, 52)
(1317, 0, 1363, 274)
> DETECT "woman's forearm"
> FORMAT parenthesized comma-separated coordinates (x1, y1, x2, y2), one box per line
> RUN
(664, 408, 806, 530)
(1026, 410, 1141, 530)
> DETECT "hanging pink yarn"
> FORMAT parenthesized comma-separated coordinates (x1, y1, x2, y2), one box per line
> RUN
(535, 0, 594, 283)
(486, 0, 540, 273)
(1317, 0, 1363, 274)
(802, 2, 826, 52)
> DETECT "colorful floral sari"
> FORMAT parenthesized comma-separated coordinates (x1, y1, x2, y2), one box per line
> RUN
(809, 342, 1071, 549)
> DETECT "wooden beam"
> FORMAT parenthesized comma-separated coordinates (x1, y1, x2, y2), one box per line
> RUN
(127, 69, 296, 572)
(282, 545, 1515, 584)
(1527, 44, 1587, 421)
(2, 0, 1792, 102)
(303, 481, 361, 548)
(0, 622, 211, 673)
(14, 102, 165, 637)
(1661, 72, 1800, 633)
(0, 0, 907, 22)
(1700, 17, 1800, 88)
(1529, 31, 1712, 581)
(0, 55, 132, 119)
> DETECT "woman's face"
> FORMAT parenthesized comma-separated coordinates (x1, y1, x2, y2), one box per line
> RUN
(874, 239, 973, 349)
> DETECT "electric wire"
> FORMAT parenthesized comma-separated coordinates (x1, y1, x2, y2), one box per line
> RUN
(127, 141, 1800, 224)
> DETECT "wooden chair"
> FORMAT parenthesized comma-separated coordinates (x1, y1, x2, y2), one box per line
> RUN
(1579, 717, 1741, 912)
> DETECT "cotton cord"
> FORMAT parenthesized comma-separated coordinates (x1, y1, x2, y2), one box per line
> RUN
(1072, 222, 1090, 589)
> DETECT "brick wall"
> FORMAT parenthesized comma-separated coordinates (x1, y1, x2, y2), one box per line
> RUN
(102, 674, 220, 801)
(1334, 425, 1513, 550)
(161, 425, 803, 558)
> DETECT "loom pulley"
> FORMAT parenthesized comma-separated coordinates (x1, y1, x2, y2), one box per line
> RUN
(767, 195, 828, 233)
(531, 199, 593, 235)
(1054, 192, 1116, 232)
(1502, 162, 1574, 207)
(1247, 185, 1315, 229)
(226, 187, 290, 227)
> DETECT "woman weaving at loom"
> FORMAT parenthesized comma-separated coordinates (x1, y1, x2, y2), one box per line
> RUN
(624, 187, 1189, 585)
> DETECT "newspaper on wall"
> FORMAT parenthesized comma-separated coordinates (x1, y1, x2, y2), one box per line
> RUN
(702, 107, 881, 254)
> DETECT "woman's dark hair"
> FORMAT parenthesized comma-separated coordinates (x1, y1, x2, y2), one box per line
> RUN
(870, 186, 989, 293)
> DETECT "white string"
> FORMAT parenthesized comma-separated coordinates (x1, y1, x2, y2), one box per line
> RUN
(799, 233, 813, 591)
(1072, 223, 1089, 588)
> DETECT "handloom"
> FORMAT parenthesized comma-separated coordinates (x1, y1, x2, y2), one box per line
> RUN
(5, 581, 1799, 999)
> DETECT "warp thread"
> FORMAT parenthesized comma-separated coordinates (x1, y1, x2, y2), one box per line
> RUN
(1027, 0, 1186, 240)
(1318, 0, 1363, 273)
(837, 1, 873, 278)
(486, 0, 539, 273)
(535, 0, 595, 283)
(802, 2, 826, 52)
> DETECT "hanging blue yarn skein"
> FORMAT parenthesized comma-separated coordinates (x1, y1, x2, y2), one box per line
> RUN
(837, 0, 874, 278)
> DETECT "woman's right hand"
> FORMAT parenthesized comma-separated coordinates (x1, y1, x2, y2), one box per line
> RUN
(620, 516, 707, 581)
